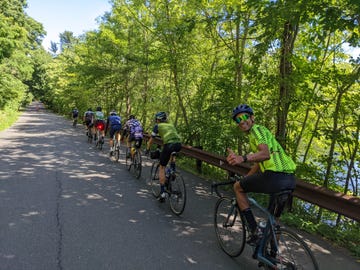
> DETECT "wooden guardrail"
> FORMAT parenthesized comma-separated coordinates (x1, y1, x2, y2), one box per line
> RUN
(145, 135, 360, 222)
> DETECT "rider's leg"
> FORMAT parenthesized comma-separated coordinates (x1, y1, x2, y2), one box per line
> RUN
(159, 165, 166, 192)
(234, 181, 257, 233)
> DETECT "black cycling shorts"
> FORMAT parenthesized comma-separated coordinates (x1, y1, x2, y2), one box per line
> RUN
(109, 125, 122, 138)
(240, 171, 296, 194)
(159, 143, 182, 166)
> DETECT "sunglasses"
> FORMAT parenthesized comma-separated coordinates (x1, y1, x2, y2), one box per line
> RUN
(234, 114, 250, 124)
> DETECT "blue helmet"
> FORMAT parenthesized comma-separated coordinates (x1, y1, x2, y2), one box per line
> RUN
(155, 111, 167, 122)
(232, 104, 254, 120)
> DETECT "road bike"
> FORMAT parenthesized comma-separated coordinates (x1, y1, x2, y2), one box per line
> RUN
(72, 117, 78, 127)
(94, 122, 105, 150)
(149, 151, 186, 215)
(110, 131, 121, 162)
(86, 128, 93, 143)
(125, 145, 142, 179)
(211, 176, 318, 269)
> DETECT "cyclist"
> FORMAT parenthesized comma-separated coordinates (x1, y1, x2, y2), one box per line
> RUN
(226, 104, 296, 245)
(83, 108, 94, 136)
(71, 108, 79, 125)
(105, 110, 122, 156)
(123, 115, 143, 158)
(146, 112, 181, 202)
(94, 106, 106, 144)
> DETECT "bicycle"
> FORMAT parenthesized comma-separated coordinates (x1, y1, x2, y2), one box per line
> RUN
(86, 128, 93, 143)
(110, 131, 122, 162)
(94, 123, 105, 150)
(211, 176, 318, 269)
(149, 151, 186, 215)
(72, 117, 78, 127)
(125, 143, 142, 179)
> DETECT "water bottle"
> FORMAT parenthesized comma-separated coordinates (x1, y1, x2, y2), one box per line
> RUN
(165, 167, 171, 178)
(259, 220, 267, 232)
(131, 147, 135, 156)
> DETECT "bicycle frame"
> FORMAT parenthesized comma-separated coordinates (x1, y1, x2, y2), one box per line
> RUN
(211, 180, 283, 268)
(248, 197, 280, 268)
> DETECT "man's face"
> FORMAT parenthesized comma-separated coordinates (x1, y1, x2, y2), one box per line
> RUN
(234, 113, 253, 132)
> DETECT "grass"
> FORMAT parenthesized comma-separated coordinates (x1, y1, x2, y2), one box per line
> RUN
(0, 108, 20, 131)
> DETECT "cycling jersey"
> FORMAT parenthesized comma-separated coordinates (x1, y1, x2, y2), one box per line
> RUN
(94, 111, 105, 121)
(84, 111, 94, 121)
(126, 119, 143, 139)
(108, 115, 121, 127)
(72, 109, 79, 118)
(151, 122, 181, 144)
(249, 124, 296, 173)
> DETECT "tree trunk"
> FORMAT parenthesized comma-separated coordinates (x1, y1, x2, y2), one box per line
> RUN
(276, 21, 298, 149)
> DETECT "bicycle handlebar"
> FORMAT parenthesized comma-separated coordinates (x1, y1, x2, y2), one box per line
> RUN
(211, 174, 243, 197)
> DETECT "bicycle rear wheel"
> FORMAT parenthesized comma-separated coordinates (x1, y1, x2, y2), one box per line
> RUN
(87, 132, 92, 143)
(150, 162, 160, 198)
(114, 141, 120, 162)
(214, 197, 246, 257)
(125, 148, 132, 171)
(134, 150, 142, 179)
(263, 227, 319, 270)
(169, 172, 186, 215)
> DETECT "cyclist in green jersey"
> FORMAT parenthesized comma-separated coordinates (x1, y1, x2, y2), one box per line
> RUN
(146, 112, 182, 202)
(226, 104, 296, 245)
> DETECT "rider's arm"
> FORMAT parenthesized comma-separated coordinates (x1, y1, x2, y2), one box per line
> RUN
(246, 163, 260, 176)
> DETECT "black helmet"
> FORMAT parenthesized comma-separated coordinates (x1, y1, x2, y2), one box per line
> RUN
(128, 114, 135, 120)
(96, 106, 102, 111)
(155, 111, 167, 122)
(110, 110, 117, 116)
(87, 108, 92, 111)
(232, 104, 254, 120)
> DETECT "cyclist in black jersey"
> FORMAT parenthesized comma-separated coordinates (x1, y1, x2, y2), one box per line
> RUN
(226, 104, 296, 244)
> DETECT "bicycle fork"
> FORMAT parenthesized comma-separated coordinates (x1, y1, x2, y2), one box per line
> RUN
(222, 199, 238, 228)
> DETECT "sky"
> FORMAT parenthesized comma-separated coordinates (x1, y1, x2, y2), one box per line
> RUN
(25, 0, 112, 51)
(25, 1, 359, 58)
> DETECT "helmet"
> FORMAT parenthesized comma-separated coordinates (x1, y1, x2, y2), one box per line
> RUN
(155, 111, 167, 122)
(110, 110, 117, 116)
(96, 106, 102, 111)
(128, 114, 135, 120)
(232, 104, 254, 120)
(87, 108, 92, 111)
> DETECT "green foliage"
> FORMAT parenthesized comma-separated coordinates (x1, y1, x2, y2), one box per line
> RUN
(2, 0, 357, 257)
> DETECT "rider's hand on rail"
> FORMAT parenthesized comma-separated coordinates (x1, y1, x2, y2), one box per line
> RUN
(226, 148, 246, 165)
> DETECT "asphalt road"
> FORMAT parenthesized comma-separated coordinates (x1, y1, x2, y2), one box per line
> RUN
(0, 102, 359, 270)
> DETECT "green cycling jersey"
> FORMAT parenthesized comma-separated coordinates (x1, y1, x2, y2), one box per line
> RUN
(152, 122, 181, 144)
(249, 124, 296, 173)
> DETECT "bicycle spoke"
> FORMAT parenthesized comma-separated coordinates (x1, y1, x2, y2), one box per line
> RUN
(125, 148, 132, 171)
(150, 163, 160, 197)
(214, 197, 246, 257)
(264, 228, 318, 270)
(134, 151, 142, 179)
(169, 173, 186, 215)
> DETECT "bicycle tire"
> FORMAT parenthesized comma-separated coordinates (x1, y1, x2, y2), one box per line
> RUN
(87, 133, 92, 143)
(134, 150, 142, 179)
(114, 141, 120, 162)
(125, 148, 132, 171)
(214, 197, 246, 257)
(262, 227, 319, 270)
(150, 162, 160, 198)
(168, 172, 186, 215)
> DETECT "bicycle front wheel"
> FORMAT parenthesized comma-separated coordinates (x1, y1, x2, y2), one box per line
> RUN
(150, 162, 160, 198)
(214, 197, 246, 257)
(263, 227, 319, 270)
(134, 150, 142, 179)
(125, 148, 132, 171)
(169, 173, 186, 215)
